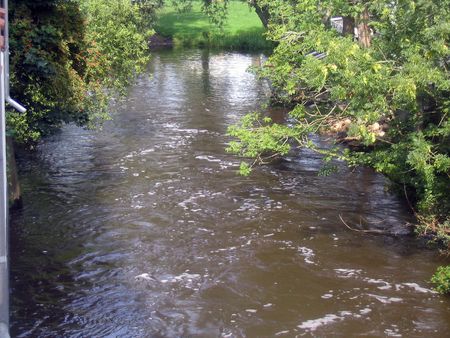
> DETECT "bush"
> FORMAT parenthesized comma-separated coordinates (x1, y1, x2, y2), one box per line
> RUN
(9, 0, 154, 143)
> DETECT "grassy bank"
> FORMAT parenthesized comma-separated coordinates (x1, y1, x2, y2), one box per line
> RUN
(154, 1, 273, 51)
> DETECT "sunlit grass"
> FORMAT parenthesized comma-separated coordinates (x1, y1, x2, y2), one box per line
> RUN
(154, 1, 273, 50)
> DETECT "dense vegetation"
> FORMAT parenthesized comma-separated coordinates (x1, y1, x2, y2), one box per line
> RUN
(155, 0, 272, 50)
(8, 0, 154, 143)
(7, 0, 268, 144)
(226, 0, 450, 247)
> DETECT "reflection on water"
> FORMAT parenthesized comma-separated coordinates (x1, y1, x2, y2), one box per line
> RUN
(10, 49, 450, 337)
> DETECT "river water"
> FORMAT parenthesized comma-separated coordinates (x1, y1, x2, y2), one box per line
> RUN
(10, 49, 450, 337)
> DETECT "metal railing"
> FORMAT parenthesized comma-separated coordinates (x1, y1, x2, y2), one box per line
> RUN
(1, 1, 26, 336)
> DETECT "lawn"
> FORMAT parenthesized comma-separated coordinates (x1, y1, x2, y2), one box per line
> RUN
(154, 0, 273, 50)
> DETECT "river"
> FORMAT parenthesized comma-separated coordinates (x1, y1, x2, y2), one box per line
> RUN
(10, 49, 450, 337)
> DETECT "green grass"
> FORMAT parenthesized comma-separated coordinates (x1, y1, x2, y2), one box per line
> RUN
(154, 1, 273, 51)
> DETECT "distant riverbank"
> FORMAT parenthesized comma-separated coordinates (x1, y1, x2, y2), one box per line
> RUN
(154, 0, 273, 51)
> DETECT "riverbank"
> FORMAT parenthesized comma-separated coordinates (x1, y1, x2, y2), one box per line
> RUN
(154, 1, 273, 51)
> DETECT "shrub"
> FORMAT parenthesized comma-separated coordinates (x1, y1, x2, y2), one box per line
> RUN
(9, 0, 154, 143)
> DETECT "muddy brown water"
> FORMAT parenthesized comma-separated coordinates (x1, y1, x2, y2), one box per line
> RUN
(10, 49, 450, 337)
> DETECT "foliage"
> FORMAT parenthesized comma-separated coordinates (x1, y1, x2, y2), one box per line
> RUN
(8, 0, 271, 143)
(8, 0, 154, 143)
(226, 0, 450, 240)
(227, 113, 303, 174)
(431, 265, 450, 294)
(155, 0, 272, 50)
(80, 0, 153, 97)
(9, 1, 87, 142)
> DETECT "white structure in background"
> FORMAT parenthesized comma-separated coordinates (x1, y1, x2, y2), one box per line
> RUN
(330, 16, 373, 41)
(330, 16, 344, 33)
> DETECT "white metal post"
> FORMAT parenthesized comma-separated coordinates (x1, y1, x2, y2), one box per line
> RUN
(0, 0, 24, 335)
(0, 9, 9, 336)
(0, 0, 26, 332)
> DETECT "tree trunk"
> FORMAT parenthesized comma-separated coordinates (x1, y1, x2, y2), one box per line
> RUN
(357, 6, 371, 48)
(249, 1, 269, 28)
(6, 137, 21, 209)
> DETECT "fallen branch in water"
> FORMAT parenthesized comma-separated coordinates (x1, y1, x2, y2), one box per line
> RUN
(339, 214, 390, 234)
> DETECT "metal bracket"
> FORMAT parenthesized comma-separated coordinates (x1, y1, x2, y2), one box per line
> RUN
(6, 97, 25, 113)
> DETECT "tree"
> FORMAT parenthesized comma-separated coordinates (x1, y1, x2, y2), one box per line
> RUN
(247, 0, 270, 28)
(227, 0, 450, 244)
(8, 0, 271, 144)
(8, 0, 155, 143)
(161, 0, 270, 27)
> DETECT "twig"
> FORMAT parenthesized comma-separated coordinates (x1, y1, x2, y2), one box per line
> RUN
(339, 214, 388, 234)
(403, 184, 418, 216)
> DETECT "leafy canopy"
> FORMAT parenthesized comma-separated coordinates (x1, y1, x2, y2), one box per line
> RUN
(227, 0, 450, 243)
(9, 0, 154, 143)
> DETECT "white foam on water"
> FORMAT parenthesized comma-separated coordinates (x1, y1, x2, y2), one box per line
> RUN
(298, 246, 316, 265)
(384, 327, 402, 337)
(298, 312, 347, 331)
(334, 268, 362, 278)
(195, 155, 222, 163)
(134, 273, 156, 281)
(365, 278, 392, 290)
(401, 282, 434, 294)
(172, 272, 201, 282)
(210, 246, 237, 253)
(359, 308, 372, 315)
(298, 308, 371, 332)
(176, 128, 210, 134)
(236, 201, 261, 212)
(139, 148, 155, 155)
(275, 330, 290, 336)
(367, 293, 403, 304)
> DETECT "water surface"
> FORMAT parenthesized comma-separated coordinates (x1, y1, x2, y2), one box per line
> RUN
(10, 49, 450, 337)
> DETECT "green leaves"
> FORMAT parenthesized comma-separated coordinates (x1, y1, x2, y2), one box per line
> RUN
(226, 111, 310, 174)
(431, 265, 450, 294)
(434, 154, 450, 173)
(81, 0, 153, 92)
(227, 112, 294, 158)
(226, 0, 450, 242)
(239, 162, 252, 176)
(9, 0, 154, 143)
